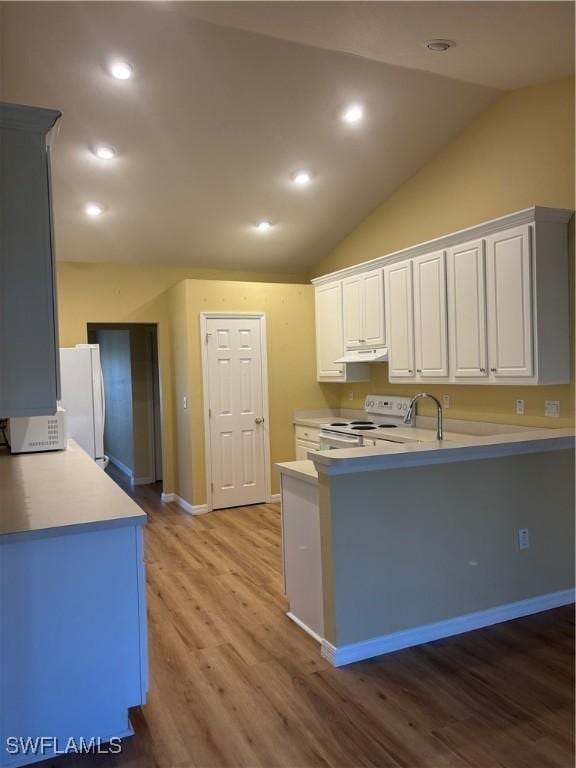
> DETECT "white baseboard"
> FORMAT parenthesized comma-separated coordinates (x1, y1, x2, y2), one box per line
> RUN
(132, 476, 155, 486)
(286, 612, 323, 644)
(269, 493, 281, 504)
(160, 492, 209, 515)
(321, 588, 575, 667)
(107, 453, 133, 478)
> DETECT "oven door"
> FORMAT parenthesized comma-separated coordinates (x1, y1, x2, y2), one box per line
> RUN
(319, 432, 362, 450)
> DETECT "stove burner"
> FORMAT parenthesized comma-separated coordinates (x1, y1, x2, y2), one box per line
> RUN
(350, 425, 377, 430)
(329, 422, 349, 427)
(376, 424, 398, 428)
(350, 421, 375, 425)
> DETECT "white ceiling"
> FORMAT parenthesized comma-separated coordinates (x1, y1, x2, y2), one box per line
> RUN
(0, 2, 572, 273)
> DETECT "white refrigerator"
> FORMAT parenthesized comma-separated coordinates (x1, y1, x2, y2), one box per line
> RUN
(58, 344, 109, 469)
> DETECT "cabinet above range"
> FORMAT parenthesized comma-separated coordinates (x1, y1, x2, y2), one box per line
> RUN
(312, 206, 572, 386)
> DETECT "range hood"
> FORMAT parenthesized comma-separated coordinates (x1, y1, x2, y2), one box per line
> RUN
(334, 348, 388, 364)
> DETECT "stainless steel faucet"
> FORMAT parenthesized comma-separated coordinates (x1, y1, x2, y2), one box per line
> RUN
(403, 393, 444, 440)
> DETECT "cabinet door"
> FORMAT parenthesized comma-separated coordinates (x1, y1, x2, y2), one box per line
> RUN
(384, 261, 415, 378)
(295, 439, 319, 460)
(362, 269, 385, 347)
(447, 239, 487, 378)
(486, 225, 533, 378)
(315, 281, 344, 380)
(342, 274, 364, 349)
(0, 105, 62, 417)
(413, 251, 448, 378)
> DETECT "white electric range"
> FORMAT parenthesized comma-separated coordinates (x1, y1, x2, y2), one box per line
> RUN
(319, 395, 414, 450)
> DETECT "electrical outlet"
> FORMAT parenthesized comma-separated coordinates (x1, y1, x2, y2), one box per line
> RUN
(183, 396, 188, 410)
(442, 394, 450, 409)
(544, 400, 560, 418)
(348, 390, 354, 401)
(518, 528, 530, 550)
(515, 399, 525, 416)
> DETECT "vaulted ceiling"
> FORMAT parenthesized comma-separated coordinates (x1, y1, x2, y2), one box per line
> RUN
(0, 2, 573, 272)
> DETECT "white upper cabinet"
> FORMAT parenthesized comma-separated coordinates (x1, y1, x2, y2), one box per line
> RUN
(315, 281, 345, 381)
(384, 261, 415, 378)
(313, 208, 570, 386)
(315, 280, 369, 383)
(343, 268, 385, 349)
(447, 239, 488, 378)
(413, 251, 448, 378)
(486, 225, 533, 378)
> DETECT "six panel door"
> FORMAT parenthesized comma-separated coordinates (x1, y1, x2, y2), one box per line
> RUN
(486, 225, 534, 378)
(447, 239, 488, 378)
(206, 318, 267, 509)
(384, 261, 415, 378)
(413, 251, 448, 378)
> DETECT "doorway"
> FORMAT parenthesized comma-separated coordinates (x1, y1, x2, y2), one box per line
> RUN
(87, 323, 163, 486)
(201, 313, 271, 510)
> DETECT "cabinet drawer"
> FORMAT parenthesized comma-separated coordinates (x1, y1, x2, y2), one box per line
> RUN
(294, 425, 321, 443)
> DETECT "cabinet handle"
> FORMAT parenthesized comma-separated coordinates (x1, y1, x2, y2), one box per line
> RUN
(416, 369, 422, 373)
(408, 369, 413, 374)
(490, 368, 497, 373)
(480, 367, 486, 373)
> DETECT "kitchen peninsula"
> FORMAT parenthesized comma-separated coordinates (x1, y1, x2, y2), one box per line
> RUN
(0, 442, 148, 767)
(277, 427, 575, 666)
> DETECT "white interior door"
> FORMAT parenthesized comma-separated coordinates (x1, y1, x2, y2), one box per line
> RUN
(205, 316, 268, 510)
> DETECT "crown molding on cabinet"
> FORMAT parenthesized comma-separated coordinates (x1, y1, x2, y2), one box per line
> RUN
(311, 206, 574, 286)
(0, 101, 61, 133)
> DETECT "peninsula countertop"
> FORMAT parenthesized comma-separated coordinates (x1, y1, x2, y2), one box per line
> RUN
(0, 440, 147, 542)
(311, 428, 575, 475)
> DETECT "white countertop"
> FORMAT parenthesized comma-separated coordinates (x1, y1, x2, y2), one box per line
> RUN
(311, 428, 575, 475)
(276, 459, 318, 484)
(0, 440, 147, 542)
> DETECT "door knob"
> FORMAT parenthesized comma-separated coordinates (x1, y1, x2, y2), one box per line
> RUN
(255, 417, 264, 425)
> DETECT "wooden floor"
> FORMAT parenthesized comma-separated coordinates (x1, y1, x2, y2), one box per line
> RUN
(51, 468, 574, 768)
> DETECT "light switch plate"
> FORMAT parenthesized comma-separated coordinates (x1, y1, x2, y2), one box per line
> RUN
(442, 394, 450, 409)
(516, 399, 525, 416)
(544, 400, 560, 418)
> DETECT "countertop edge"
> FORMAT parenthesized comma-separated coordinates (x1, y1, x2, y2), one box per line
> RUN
(276, 460, 318, 484)
(0, 513, 148, 545)
(312, 434, 575, 475)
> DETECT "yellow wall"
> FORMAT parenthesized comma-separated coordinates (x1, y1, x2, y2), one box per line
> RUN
(181, 280, 338, 505)
(311, 78, 575, 427)
(57, 263, 336, 504)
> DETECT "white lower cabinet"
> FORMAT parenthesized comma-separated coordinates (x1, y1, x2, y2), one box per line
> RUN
(294, 424, 321, 460)
(280, 473, 324, 640)
(295, 439, 320, 460)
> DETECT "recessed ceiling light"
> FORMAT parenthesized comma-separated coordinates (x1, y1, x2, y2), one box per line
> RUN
(425, 39, 455, 52)
(93, 145, 116, 160)
(85, 203, 104, 217)
(291, 170, 312, 186)
(109, 60, 133, 80)
(341, 104, 364, 124)
(255, 220, 272, 232)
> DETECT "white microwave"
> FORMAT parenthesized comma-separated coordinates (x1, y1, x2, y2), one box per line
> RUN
(7, 407, 66, 453)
